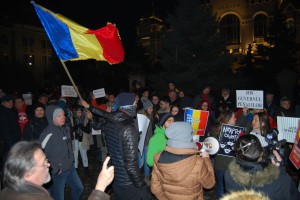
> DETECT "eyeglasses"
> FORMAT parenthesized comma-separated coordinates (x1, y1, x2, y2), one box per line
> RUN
(36, 159, 49, 168)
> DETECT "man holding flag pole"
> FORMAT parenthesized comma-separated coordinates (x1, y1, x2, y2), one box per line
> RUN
(31, 1, 124, 199)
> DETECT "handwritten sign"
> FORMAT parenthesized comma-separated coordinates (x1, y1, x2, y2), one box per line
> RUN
(22, 93, 32, 105)
(61, 85, 77, 97)
(236, 90, 264, 109)
(277, 116, 300, 143)
(218, 124, 244, 157)
(289, 120, 300, 169)
(93, 88, 106, 99)
(184, 108, 209, 136)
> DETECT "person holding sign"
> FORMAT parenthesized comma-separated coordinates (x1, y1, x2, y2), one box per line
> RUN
(225, 134, 300, 200)
(136, 96, 154, 185)
(211, 110, 238, 199)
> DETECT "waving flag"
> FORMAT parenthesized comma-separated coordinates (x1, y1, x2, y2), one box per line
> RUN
(32, 1, 124, 64)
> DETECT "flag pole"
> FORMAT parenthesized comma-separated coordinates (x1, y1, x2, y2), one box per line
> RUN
(59, 59, 83, 100)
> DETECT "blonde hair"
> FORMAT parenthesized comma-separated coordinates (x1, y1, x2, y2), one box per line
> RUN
(221, 190, 269, 200)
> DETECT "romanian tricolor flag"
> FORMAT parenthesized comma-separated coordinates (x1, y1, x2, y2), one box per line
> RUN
(184, 108, 209, 136)
(32, 1, 124, 64)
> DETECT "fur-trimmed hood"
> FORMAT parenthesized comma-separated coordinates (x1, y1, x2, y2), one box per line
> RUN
(221, 189, 269, 200)
(227, 160, 279, 187)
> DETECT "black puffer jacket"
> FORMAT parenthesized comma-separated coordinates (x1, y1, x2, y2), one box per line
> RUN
(89, 106, 145, 188)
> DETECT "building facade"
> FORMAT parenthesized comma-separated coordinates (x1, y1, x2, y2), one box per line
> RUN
(0, 23, 53, 87)
(210, 0, 300, 71)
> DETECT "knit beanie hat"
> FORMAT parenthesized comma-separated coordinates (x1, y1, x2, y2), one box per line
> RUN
(158, 113, 173, 127)
(1, 95, 13, 102)
(165, 122, 197, 149)
(112, 92, 136, 112)
(141, 96, 153, 110)
(53, 107, 64, 119)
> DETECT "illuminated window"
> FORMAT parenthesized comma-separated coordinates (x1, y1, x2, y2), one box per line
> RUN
(220, 14, 240, 44)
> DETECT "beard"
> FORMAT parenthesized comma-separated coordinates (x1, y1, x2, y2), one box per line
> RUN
(44, 169, 51, 184)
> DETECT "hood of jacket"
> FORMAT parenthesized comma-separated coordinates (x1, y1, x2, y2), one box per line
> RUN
(227, 160, 280, 187)
(45, 105, 63, 125)
(154, 147, 198, 182)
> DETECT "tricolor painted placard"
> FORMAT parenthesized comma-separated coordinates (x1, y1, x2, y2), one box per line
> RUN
(184, 108, 209, 136)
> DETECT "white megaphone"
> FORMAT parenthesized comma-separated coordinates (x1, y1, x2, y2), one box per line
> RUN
(199, 137, 220, 155)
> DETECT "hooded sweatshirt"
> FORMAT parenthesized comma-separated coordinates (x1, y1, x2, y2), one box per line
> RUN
(39, 105, 74, 174)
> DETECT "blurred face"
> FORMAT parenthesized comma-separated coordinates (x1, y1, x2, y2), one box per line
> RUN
(171, 106, 179, 116)
(168, 82, 175, 90)
(266, 94, 274, 103)
(227, 113, 236, 125)
(202, 87, 211, 94)
(146, 107, 153, 115)
(159, 101, 169, 111)
(75, 110, 82, 117)
(143, 91, 149, 98)
(163, 117, 175, 129)
(201, 102, 209, 111)
(25, 149, 51, 186)
(14, 98, 25, 110)
(169, 91, 177, 100)
(222, 89, 229, 97)
(39, 96, 48, 105)
(152, 96, 159, 105)
(53, 111, 65, 126)
(35, 107, 45, 118)
(281, 100, 291, 110)
(179, 91, 184, 98)
(252, 114, 263, 130)
(108, 95, 115, 103)
(2, 100, 14, 109)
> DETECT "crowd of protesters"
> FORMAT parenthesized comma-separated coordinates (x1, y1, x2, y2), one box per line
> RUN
(0, 79, 300, 200)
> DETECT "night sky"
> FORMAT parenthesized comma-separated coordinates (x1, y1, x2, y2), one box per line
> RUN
(2, 0, 177, 60)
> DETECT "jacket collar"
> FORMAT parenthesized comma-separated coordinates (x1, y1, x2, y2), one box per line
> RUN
(164, 146, 198, 155)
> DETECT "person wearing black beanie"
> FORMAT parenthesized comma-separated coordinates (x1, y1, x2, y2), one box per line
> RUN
(23, 102, 48, 141)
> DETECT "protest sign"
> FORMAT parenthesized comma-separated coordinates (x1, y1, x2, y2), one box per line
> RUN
(61, 85, 77, 97)
(92, 128, 101, 135)
(93, 88, 106, 99)
(184, 108, 209, 136)
(236, 90, 264, 109)
(218, 124, 244, 157)
(22, 93, 32, 105)
(277, 116, 300, 143)
(137, 114, 150, 156)
(289, 120, 300, 169)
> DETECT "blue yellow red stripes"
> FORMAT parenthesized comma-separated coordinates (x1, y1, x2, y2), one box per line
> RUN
(32, 1, 124, 64)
